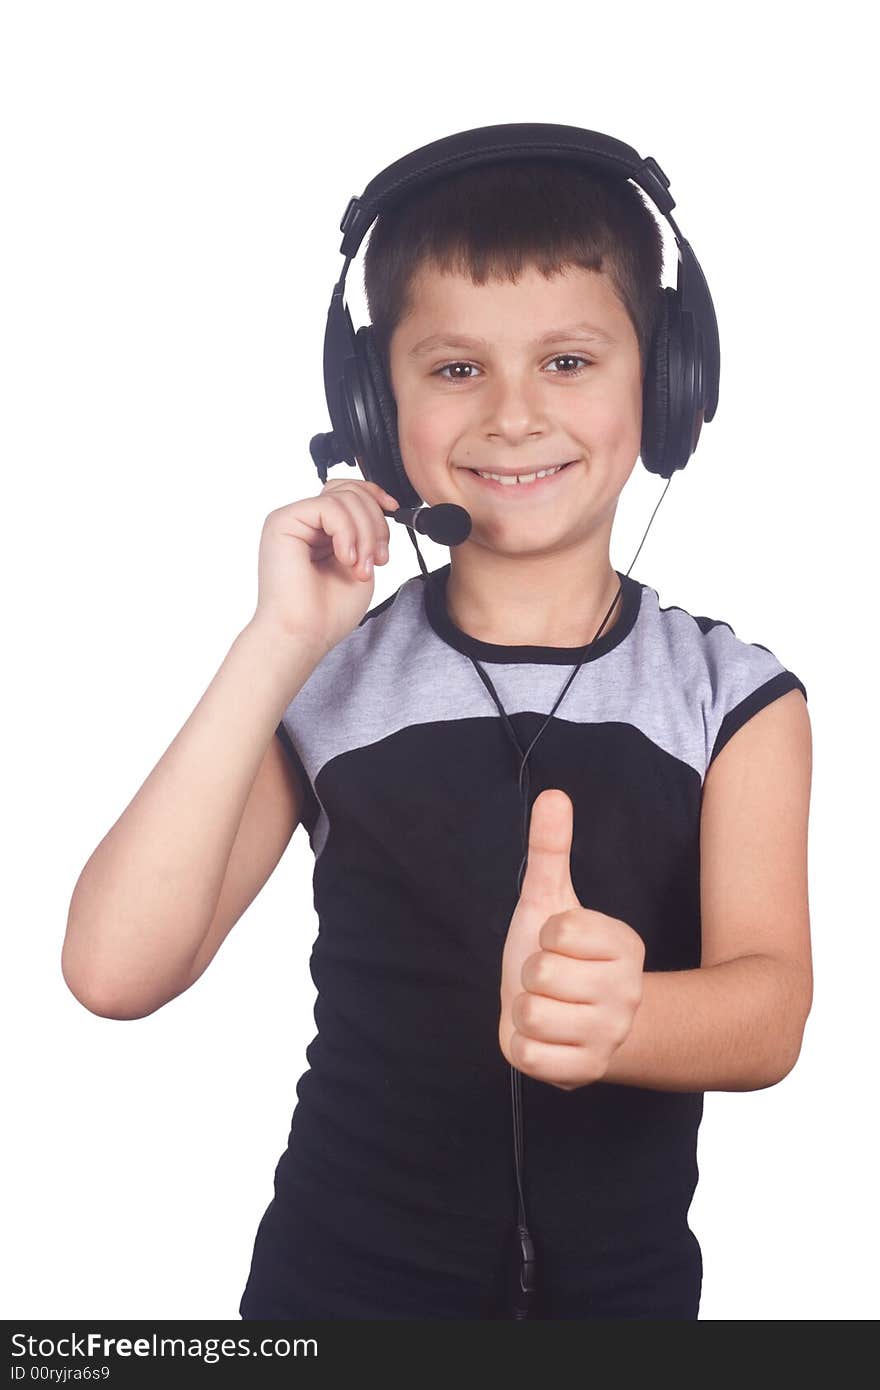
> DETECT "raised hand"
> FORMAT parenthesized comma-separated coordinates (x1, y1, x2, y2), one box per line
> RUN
(251, 478, 399, 657)
(498, 788, 646, 1091)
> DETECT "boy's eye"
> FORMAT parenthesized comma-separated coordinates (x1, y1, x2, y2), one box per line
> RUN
(544, 354, 593, 374)
(432, 354, 593, 382)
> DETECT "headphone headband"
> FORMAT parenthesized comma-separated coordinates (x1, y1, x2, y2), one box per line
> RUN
(337, 123, 677, 256)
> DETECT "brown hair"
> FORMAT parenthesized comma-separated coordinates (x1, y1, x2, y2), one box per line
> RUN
(363, 158, 665, 387)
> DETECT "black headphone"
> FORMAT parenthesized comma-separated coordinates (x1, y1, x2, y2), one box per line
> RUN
(309, 120, 720, 504)
(307, 122, 721, 1320)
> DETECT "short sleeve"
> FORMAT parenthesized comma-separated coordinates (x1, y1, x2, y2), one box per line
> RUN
(707, 668, 807, 771)
(702, 619, 808, 779)
(275, 720, 321, 839)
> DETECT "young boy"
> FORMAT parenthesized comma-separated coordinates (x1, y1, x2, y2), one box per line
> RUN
(62, 157, 813, 1321)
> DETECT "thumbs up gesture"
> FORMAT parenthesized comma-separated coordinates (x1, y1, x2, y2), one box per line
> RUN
(498, 789, 646, 1091)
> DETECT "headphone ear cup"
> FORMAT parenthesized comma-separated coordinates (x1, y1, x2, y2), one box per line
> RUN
(664, 294, 703, 470)
(642, 287, 704, 478)
(641, 288, 673, 477)
(357, 327, 423, 508)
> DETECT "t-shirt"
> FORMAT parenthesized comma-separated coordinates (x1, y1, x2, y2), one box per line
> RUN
(238, 561, 807, 1320)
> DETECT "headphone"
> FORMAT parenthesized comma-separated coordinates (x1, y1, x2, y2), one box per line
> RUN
(309, 120, 719, 501)
(307, 122, 720, 1319)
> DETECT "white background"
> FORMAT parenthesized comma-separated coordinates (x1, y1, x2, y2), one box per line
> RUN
(3, 0, 876, 1322)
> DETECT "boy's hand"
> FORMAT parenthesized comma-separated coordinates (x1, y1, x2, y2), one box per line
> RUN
(251, 478, 399, 657)
(498, 789, 646, 1091)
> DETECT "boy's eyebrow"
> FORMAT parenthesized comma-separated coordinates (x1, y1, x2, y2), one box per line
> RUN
(407, 321, 616, 357)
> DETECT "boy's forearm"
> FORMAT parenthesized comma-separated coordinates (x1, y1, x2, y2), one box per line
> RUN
(600, 953, 812, 1093)
(62, 619, 325, 1013)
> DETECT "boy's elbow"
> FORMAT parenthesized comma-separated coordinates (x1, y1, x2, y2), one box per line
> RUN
(62, 970, 145, 1021)
(769, 1012, 811, 1086)
(61, 951, 165, 1021)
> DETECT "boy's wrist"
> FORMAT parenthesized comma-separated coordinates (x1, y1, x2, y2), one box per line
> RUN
(236, 615, 329, 688)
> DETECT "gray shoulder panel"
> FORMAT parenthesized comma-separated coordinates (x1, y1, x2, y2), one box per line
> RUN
(279, 572, 806, 855)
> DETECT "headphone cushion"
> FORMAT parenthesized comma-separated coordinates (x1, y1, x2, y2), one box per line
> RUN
(359, 328, 418, 503)
(642, 287, 673, 477)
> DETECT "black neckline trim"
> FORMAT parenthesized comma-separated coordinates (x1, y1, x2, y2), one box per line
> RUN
(421, 562, 643, 666)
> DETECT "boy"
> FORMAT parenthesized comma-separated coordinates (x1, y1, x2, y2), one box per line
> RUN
(62, 156, 812, 1320)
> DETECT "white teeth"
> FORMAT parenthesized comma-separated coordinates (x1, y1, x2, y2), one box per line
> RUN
(474, 463, 566, 484)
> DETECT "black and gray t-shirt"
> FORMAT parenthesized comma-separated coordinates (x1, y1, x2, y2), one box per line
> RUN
(239, 562, 807, 1319)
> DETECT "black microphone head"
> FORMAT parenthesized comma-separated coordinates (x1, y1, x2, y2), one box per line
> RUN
(416, 502, 472, 546)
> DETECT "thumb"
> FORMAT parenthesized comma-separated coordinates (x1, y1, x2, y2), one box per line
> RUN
(518, 788, 581, 913)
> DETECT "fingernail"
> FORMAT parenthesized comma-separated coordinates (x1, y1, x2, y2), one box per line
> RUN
(377, 542, 388, 561)
(364, 555, 373, 574)
(349, 545, 357, 563)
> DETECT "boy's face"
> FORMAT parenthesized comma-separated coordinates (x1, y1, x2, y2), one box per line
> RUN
(387, 261, 643, 557)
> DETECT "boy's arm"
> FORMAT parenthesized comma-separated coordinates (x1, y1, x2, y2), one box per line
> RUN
(602, 687, 813, 1093)
(62, 620, 323, 1020)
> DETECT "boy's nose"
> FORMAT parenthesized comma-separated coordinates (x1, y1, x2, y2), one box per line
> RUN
(481, 371, 551, 427)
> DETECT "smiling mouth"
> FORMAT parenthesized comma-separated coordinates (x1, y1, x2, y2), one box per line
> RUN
(460, 460, 579, 493)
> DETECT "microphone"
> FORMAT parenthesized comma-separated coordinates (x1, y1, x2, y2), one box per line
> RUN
(386, 502, 472, 547)
(310, 431, 471, 546)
